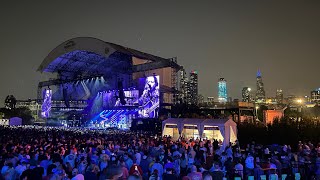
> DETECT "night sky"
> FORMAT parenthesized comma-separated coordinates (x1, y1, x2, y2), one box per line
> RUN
(0, 1, 320, 104)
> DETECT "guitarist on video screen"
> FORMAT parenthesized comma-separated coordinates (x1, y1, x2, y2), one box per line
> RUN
(138, 75, 159, 118)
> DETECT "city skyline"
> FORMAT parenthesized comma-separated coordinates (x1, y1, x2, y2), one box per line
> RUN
(1, 2, 320, 103)
(190, 69, 317, 101)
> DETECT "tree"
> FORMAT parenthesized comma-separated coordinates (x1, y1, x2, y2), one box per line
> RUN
(15, 107, 33, 125)
(0, 107, 14, 118)
(0, 106, 33, 125)
(0, 112, 4, 119)
(237, 115, 320, 148)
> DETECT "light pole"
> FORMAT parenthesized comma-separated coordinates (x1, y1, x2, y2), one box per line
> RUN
(296, 99, 303, 122)
(248, 88, 252, 102)
(255, 105, 259, 121)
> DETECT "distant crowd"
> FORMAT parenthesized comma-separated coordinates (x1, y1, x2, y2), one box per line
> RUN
(0, 125, 320, 180)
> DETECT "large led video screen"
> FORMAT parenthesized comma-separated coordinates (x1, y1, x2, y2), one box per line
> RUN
(41, 89, 52, 118)
(137, 75, 160, 118)
(102, 90, 139, 109)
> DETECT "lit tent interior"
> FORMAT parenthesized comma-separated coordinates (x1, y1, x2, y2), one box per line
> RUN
(162, 118, 237, 148)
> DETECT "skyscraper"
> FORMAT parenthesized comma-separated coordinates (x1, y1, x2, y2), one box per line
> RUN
(187, 71, 198, 105)
(218, 78, 227, 103)
(255, 70, 266, 103)
(178, 69, 188, 103)
(276, 89, 284, 104)
(186, 81, 191, 105)
(242, 87, 252, 102)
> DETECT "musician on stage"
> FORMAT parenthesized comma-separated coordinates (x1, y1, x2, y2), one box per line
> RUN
(138, 75, 159, 118)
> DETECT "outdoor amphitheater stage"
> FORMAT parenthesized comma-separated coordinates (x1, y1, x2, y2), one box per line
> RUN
(36, 37, 182, 129)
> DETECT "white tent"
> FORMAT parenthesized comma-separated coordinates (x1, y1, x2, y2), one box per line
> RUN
(162, 118, 237, 148)
(0, 119, 9, 125)
(162, 118, 184, 140)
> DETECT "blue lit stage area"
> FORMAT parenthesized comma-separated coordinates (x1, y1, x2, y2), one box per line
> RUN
(37, 37, 182, 129)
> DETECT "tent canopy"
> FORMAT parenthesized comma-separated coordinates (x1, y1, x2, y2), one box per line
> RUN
(162, 118, 237, 148)
(162, 118, 236, 128)
(201, 119, 237, 127)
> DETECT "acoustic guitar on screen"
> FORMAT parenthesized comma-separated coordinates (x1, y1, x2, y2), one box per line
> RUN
(139, 101, 159, 118)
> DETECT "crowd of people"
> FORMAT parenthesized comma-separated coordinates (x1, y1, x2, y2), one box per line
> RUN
(1, 125, 320, 180)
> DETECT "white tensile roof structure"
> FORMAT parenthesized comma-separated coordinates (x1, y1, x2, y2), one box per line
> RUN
(162, 118, 237, 149)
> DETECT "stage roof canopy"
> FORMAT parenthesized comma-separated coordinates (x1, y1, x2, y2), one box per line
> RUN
(37, 37, 180, 78)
